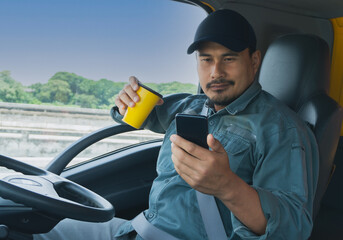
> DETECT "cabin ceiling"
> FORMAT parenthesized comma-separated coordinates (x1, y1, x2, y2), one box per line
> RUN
(196, 0, 343, 19)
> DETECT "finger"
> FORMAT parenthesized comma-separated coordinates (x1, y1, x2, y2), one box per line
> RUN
(173, 161, 193, 184)
(173, 158, 213, 194)
(171, 142, 201, 172)
(174, 164, 197, 188)
(114, 96, 128, 115)
(172, 151, 197, 177)
(172, 152, 203, 187)
(207, 134, 226, 153)
(170, 134, 208, 160)
(157, 98, 164, 105)
(129, 76, 140, 91)
(123, 83, 140, 104)
(119, 88, 136, 108)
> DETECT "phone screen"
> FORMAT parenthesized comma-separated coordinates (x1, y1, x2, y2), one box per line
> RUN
(175, 113, 208, 149)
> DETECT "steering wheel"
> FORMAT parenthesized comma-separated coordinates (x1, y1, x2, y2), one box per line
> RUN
(0, 154, 114, 223)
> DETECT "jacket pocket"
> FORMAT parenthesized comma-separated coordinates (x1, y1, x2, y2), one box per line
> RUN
(216, 125, 255, 173)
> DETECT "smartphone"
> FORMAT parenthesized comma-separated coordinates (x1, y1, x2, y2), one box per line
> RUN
(175, 113, 208, 149)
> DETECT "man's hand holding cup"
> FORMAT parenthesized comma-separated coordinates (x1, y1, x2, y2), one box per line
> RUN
(114, 76, 164, 129)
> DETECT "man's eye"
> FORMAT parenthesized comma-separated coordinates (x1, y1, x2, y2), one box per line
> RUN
(224, 58, 234, 61)
(201, 58, 211, 62)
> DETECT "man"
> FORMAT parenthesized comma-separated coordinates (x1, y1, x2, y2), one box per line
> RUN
(35, 9, 318, 240)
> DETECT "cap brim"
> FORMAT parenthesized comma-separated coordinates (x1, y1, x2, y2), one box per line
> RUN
(187, 36, 248, 54)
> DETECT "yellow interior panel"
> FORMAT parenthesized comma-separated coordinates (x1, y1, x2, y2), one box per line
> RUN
(200, 1, 215, 12)
(330, 17, 343, 135)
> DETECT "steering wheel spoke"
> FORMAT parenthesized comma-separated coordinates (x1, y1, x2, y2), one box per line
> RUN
(0, 154, 114, 223)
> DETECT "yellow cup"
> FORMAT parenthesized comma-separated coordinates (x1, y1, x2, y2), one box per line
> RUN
(122, 83, 163, 129)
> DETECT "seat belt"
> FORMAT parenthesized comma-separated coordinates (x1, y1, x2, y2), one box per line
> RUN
(131, 194, 227, 240)
(196, 191, 227, 239)
(131, 103, 227, 240)
(197, 104, 227, 240)
(131, 212, 180, 240)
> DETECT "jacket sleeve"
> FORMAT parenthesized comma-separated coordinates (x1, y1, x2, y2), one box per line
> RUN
(231, 126, 319, 239)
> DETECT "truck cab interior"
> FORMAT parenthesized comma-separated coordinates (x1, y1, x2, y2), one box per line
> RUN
(0, 0, 343, 239)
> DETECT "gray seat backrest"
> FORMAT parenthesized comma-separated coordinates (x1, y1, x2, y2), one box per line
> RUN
(259, 33, 343, 219)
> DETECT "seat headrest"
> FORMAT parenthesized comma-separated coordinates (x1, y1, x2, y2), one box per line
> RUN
(259, 34, 330, 111)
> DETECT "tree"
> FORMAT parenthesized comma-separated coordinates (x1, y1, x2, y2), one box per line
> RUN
(71, 94, 99, 108)
(33, 79, 72, 104)
(49, 80, 72, 103)
(91, 79, 125, 106)
(50, 72, 92, 95)
(0, 71, 31, 103)
(12, 70, 198, 109)
(146, 81, 197, 95)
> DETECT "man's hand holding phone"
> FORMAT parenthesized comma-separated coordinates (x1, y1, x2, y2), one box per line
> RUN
(171, 115, 234, 199)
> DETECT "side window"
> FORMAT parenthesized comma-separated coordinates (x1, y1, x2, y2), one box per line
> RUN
(66, 130, 165, 168)
(0, 0, 206, 170)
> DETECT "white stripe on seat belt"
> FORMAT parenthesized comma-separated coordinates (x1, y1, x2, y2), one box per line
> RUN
(131, 212, 180, 240)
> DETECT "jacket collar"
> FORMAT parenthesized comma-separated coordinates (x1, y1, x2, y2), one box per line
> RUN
(205, 80, 262, 115)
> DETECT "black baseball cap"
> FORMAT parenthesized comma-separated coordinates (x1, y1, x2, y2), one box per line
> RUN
(187, 9, 256, 54)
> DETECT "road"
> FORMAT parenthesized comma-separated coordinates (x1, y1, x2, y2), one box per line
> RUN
(0, 102, 163, 178)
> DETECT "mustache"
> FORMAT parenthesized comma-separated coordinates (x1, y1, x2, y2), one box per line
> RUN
(206, 79, 235, 89)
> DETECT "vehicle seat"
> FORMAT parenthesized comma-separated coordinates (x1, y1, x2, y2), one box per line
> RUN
(258, 33, 343, 219)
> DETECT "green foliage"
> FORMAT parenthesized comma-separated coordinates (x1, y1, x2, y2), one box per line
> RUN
(146, 82, 197, 95)
(50, 72, 91, 94)
(47, 72, 126, 106)
(71, 94, 99, 108)
(0, 70, 197, 109)
(32, 79, 72, 104)
(92, 79, 125, 106)
(0, 71, 32, 103)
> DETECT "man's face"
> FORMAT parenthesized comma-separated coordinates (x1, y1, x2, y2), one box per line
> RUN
(197, 41, 261, 111)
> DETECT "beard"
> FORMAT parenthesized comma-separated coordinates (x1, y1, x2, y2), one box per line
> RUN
(206, 78, 236, 107)
(207, 95, 237, 107)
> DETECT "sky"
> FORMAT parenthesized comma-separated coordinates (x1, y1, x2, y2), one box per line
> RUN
(0, 0, 206, 86)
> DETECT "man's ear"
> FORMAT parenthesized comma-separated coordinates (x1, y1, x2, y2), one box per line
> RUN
(251, 50, 261, 74)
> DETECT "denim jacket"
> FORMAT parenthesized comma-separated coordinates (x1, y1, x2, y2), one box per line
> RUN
(111, 80, 319, 239)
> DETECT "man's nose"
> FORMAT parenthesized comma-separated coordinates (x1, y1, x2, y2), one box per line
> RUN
(211, 62, 225, 79)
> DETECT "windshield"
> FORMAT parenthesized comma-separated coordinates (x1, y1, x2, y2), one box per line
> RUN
(0, 0, 206, 173)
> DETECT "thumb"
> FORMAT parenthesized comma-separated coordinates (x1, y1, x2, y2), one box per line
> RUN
(157, 98, 164, 105)
(207, 134, 225, 153)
